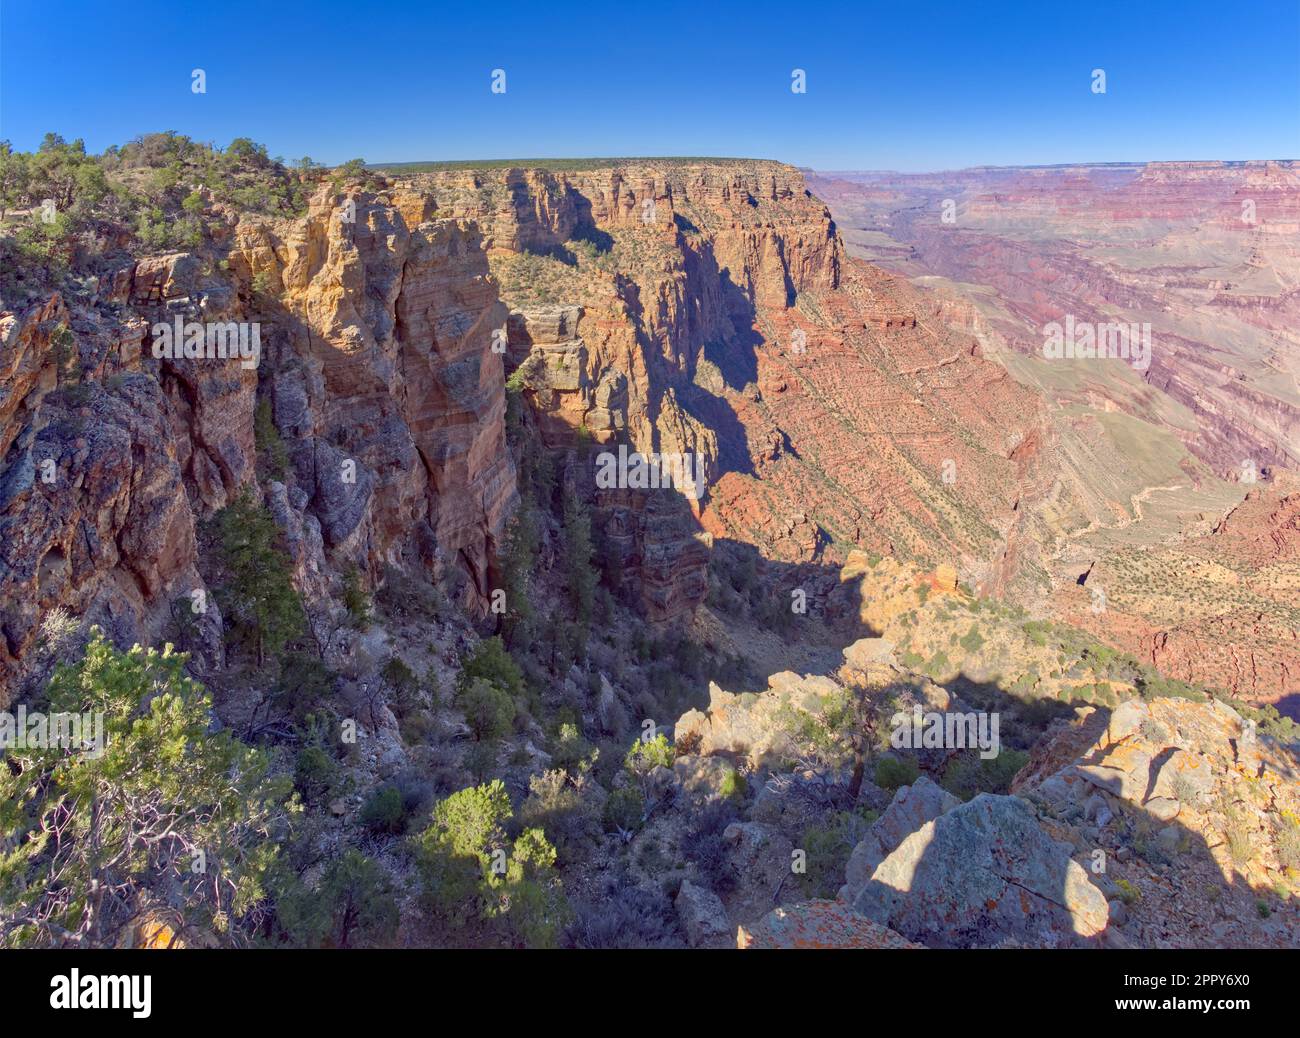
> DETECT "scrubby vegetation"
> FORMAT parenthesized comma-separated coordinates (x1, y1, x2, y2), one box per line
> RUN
(413, 780, 569, 947)
(0, 132, 331, 303)
(0, 632, 291, 947)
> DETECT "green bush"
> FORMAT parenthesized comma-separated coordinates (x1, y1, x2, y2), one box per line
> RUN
(499, 505, 540, 647)
(939, 750, 1030, 801)
(624, 733, 675, 775)
(550, 722, 596, 775)
(360, 785, 406, 835)
(874, 755, 920, 791)
(518, 770, 601, 866)
(413, 781, 569, 947)
(464, 741, 497, 782)
(1237, 703, 1300, 746)
(457, 636, 524, 702)
(382, 655, 420, 716)
(602, 786, 645, 833)
(719, 767, 747, 801)
(273, 651, 335, 723)
(458, 677, 516, 743)
(278, 850, 399, 948)
(294, 745, 338, 805)
(798, 811, 870, 898)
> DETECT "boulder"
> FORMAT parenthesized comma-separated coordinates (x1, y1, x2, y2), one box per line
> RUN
(840, 776, 961, 902)
(842, 636, 895, 671)
(737, 899, 922, 949)
(1153, 749, 1215, 803)
(852, 793, 1109, 948)
(675, 880, 731, 948)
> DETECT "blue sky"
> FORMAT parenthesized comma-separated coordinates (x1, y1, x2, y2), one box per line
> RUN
(1, 0, 1296, 170)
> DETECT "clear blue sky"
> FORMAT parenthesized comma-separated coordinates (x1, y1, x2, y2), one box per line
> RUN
(1, 0, 1296, 170)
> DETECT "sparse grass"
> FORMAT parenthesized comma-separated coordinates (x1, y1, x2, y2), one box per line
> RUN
(1275, 811, 1300, 873)
(1218, 794, 1256, 867)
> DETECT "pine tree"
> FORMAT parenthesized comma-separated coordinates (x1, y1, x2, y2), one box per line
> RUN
(213, 487, 305, 665)
(562, 489, 597, 626)
(500, 504, 539, 648)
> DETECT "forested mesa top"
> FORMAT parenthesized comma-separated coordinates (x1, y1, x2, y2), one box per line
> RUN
(370, 157, 788, 174)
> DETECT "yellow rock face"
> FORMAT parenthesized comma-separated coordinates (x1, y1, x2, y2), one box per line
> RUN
(934, 563, 959, 592)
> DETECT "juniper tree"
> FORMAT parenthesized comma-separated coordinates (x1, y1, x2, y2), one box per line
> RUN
(0, 631, 292, 947)
(277, 849, 398, 949)
(413, 781, 568, 947)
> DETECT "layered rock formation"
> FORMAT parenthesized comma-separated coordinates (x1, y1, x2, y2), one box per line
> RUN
(813, 161, 1300, 703)
(0, 155, 1044, 697)
(420, 161, 1043, 605)
(0, 185, 518, 703)
(233, 189, 517, 607)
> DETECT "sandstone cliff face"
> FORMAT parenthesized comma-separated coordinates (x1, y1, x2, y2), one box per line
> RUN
(0, 186, 518, 703)
(0, 157, 1037, 689)
(419, 162, 846, 624)
(421, 162, 1039, 618)
(0, 260, 252, 704)
(431, 162, 841, 461)
(231, 188, 517, 608)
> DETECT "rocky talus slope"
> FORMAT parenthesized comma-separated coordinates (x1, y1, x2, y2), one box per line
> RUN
(659, 629, 1300, 949)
